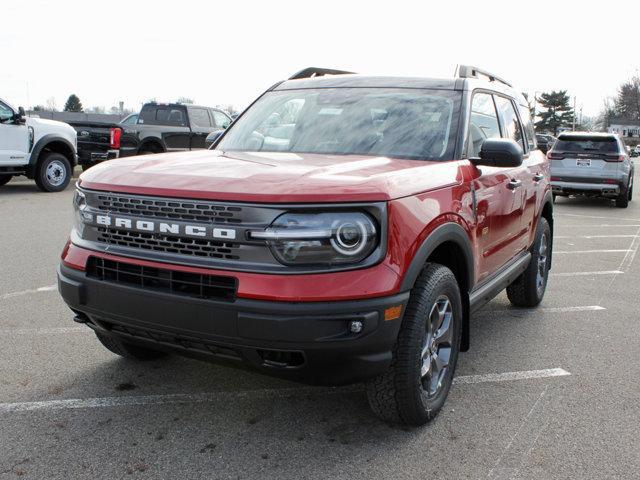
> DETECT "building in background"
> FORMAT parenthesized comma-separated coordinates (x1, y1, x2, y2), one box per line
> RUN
(608, 118, 640, 138)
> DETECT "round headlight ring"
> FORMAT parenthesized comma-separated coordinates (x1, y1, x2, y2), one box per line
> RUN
(331, 220, 368, 256)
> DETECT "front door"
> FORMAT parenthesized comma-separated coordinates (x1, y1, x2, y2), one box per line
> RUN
(0, 101, 29, 166)
(467, 91, 528, 282)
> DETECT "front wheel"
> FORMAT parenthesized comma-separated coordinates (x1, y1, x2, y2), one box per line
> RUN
(506, 217, 551, 307)
(34, 152, 72, 192)
(366, 263, 462, 426)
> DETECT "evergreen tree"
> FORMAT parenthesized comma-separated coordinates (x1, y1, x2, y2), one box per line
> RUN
(63, 94, 83, 112)
(534, 91, 574, 135)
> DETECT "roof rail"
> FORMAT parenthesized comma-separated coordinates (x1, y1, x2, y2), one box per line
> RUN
(288, 67, 355, 80)
(455, 65, 512, 88)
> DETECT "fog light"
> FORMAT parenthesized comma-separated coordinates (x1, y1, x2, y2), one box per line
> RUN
(349, 320, 364, 334)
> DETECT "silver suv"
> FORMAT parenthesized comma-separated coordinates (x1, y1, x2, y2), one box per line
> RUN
(549, 132, 634, 208)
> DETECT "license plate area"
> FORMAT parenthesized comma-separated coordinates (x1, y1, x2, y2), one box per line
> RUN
(576, 158, 591, 167)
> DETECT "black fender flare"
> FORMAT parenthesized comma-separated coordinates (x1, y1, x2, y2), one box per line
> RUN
(29, 135, 76, 168)
(138, 136, 166, 153)
(539, 189, 554, 268)
(399, 222, 475, 352)
(399, 222, 475, 293)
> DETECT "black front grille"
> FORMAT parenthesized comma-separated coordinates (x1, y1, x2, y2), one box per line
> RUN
(95, 194, 243, 223)
(96, 227, 240, 260)
(87, 257, 237, 301)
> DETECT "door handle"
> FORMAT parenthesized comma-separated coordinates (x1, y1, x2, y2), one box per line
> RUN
(507, 179, 522, 190)
(533, 173, 545, 182)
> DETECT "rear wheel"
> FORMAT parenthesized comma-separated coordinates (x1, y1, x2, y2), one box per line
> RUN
(95, 332, 167, 360)
(34, 152, 71, 192)
(0, 174, 12, 186)
(366, 264, 462, 426)
(616, 176, 632, 208)
(507, 217, 551, 307)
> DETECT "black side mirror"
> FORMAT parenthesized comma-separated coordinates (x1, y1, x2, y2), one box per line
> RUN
(14, 106, 26, 124)
(205, 129, 225, 149)
(472, 138, 523, 168)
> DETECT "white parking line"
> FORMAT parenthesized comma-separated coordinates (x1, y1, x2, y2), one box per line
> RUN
(557, 224, 640, 228)
(2, 327, 86, 335)
(454, 368, 570, 385)
(0, 368, 571, 414)
(554, 249, 631, 254)
(478, 305, 604, 316)
(0, 284, 57, 301)
(551, 270, 623, 277)
(555, 213, 640, 222)
(555, 235, 636, 239)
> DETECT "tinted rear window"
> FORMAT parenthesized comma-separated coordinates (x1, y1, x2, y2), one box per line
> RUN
(554, 136, 619, 153)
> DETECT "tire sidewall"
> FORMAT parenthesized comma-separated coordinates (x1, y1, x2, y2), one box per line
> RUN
(530, 217, 551, 303)
(402, 267, 462, 423)
(37, 153, 71, 192)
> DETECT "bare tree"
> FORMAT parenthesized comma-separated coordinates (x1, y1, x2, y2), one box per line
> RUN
(45, 97, 57, 112)
(176, 97, 194, 104)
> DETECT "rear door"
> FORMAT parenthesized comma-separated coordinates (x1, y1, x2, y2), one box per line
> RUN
(550, 135, 623, 183)
(187, 107, 214, 149)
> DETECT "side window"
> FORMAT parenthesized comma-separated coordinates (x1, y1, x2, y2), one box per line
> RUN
(212, 111, 231, 129)
(468, 92, 501, 157)
(0, 102, 14, 121)
(495, 96, 525, 150)
(518, 105, 536, 152)
(189, 108, 211, 128)
(157, 108, 186, 126)
(139, 107, 157, 125)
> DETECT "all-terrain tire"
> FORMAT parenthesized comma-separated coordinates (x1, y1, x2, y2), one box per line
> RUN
(95, 332, 167, 360)
(34, 152, 72, 192)
(366, 264, 462, 426)
(506, 217, 551, 307)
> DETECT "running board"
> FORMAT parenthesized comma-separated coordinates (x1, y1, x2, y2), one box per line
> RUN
(469, 252, 531, 313)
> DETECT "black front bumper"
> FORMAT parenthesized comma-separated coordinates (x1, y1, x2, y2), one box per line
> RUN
(57, 264, 408, 385)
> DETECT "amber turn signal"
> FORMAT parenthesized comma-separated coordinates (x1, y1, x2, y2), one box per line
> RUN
(384, 305, 402, 321)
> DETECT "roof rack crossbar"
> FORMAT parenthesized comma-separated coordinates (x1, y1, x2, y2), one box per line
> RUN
(288, 67, 355, 80)
(455, 65, 512, 88)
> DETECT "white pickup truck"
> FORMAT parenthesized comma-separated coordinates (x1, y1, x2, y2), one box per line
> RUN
(0, 97, 77, 192)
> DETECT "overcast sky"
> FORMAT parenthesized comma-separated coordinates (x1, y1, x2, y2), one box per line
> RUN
(2, 0, 638, 116)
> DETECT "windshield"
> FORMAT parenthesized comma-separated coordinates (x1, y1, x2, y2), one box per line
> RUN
(217, 88, 461, 161)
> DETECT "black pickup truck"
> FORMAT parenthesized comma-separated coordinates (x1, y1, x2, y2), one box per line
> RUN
(71, 103, 232, 169)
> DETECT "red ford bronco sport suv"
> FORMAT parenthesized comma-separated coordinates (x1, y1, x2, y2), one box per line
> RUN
(58, 66, 553, 426)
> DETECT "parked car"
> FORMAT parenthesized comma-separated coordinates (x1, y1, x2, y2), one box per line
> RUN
(535, 133, 556, 154)
(70, 103, 232, 170)
(0, 97, 77, 191)
(58, 66, 553, 426)
(633, 145, 640, 157)
(548, 132, 634, 207)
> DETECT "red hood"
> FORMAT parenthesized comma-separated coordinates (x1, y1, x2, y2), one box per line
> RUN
(79, 150, 464, 203)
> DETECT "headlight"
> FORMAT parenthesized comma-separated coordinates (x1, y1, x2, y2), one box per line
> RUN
(251, 212, 378, 266)
(72, 189, 91, 236)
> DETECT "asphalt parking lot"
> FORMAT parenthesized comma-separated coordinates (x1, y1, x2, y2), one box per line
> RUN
(1, 172, 640, 480)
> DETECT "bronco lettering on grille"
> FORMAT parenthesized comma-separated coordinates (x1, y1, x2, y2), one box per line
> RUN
(93, 215, 237, 240)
